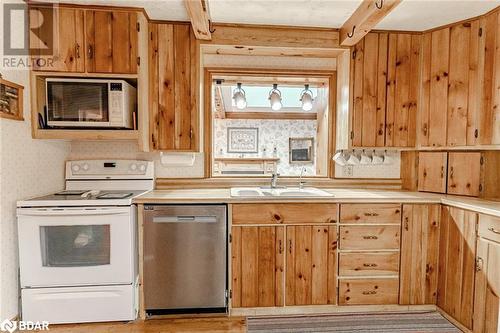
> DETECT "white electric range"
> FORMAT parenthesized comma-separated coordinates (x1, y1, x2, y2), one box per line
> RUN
(16, 160, 154, 324)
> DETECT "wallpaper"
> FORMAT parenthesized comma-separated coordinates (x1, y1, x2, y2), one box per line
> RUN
(213, 118, 318, 176)
(0, 72, 70, 319)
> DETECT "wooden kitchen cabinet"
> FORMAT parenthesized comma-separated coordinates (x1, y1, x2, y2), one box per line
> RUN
(149, 23, 198, 151)
(30, 6, 85, 72)
(285, 225, 337, 306)
(447, 152, 482, 196)
(474, 215, 500, 333)
(400, 204, 440, 305)
(351, 32, 419, 148)
(232, 203, 338, 225)
(437, 206, 478, 330)
(419, 11, 500, 147)
(339, 278, 399, 305)
(417, 152, 447, 193)
(85, 10, 138, 74)
(231, 226, 284, 308)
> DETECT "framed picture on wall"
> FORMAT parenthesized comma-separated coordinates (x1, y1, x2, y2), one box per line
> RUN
(289, 137, 314, 163)
(227, 127, 259, 153)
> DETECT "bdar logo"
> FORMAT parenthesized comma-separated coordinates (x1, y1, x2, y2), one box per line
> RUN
(0, 319, 17, 333)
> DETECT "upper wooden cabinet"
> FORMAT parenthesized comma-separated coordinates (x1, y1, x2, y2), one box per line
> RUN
(351, 32, 420, 148)
(417, 152, 447, 194)
(420, 10, 500, 147)
(85, 10, 138, 74)
(30, 6, 139, 74)
(30, 6, 85, 72)
(149, 23, 198, 151)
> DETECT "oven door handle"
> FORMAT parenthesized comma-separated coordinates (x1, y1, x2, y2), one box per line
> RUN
(17, 207, 129, 216)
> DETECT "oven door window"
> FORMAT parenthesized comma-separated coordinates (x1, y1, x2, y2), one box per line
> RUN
(47, 81, 109, 122)
(40, 225, 110, 267)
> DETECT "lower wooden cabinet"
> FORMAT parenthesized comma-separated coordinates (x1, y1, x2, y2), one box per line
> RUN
(437, 206, 478, 330)
(400, 204, 440, 305)
(231, 226, 284, 308)
(285, 225, 337, 306)
(473, 215, 500, 333)
(473, 236, 500, 333)
(339, 278, 400, 305)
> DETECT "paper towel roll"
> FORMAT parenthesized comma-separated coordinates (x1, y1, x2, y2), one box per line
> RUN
(160, 152, 196, 167)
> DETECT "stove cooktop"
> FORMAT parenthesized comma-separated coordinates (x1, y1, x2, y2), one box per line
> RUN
(17, 190, 148, 208)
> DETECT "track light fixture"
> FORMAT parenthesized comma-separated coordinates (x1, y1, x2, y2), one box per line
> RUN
(268, 84, 282, 111)
(300, 84, 314, 111)
(232, 83, 247, 110)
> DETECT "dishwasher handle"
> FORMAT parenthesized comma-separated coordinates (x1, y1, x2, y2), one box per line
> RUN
(152, 215, 218, 223)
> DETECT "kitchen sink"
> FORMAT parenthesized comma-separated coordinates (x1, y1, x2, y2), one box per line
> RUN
(230, 187, 333, 197)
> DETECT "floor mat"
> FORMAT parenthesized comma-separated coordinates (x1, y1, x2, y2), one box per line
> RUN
(247, 311, 461, 333)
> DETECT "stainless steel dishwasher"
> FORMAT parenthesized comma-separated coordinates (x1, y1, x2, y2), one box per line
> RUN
(143, 204, 227, 315)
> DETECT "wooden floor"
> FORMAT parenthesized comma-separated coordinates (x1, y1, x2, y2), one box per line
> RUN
(47, 317, 246, 333)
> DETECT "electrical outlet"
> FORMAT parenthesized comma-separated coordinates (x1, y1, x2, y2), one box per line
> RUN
(343, 165, 353, 177)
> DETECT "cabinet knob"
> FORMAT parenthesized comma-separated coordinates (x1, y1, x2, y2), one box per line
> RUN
(87, 45, 93, 59)
(75, 43, 80, 58)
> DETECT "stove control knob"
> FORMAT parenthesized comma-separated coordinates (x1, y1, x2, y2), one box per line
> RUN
(139, 164, 146, 172)
(72, 164, 81, 172)
(130, 163, 137, 171)
(82, 163, 90, 171)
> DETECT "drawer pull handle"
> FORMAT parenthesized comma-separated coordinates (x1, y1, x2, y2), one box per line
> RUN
(363, 235, 378, 240)
(362, 291, 377, 295)
(278, 240, 282, 254)
(488, 227, 500, 235)
(364, 213, 379, 217)
(363, 263, 378, 267)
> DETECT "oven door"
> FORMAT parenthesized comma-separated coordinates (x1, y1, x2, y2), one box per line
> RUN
(17, 206, 136, 288)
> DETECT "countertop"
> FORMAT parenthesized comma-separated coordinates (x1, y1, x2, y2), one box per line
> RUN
(134, 189, 500, 218)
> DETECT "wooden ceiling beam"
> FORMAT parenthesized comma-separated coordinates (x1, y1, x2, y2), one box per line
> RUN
(340, 0, 401, 46)
(184, 0, 212, 40)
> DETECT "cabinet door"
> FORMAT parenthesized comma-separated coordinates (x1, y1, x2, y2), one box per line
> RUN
(30, 6, 84, 72)
(478, 11, 500, 145)
(417, 152, 447, 193)
(385, 33, 420, 147)
(286, 225, 337, 305)
(473, 238, 500, 333)
(447, 152, 481, 196)
(437, 206, 478, 330)
(231, 226, 284, 308)
(352, 33, 387, 147)
(85, 10, 138, 74)
(400, 204, 440, 305)
(149, 23, 196, 151)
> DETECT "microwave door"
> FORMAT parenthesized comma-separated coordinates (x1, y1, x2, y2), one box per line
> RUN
(46, 81, 110, 128)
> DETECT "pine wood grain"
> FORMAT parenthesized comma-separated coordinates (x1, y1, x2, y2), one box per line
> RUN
(417, 152, 447, 194)
(339, 278, 399, 305)
(339, 225, 400, 250)
(447, 152, 481, 196)
(339, 252, 399, 276)
(340, 203, 402, 224)
(232, 204, 338, 225)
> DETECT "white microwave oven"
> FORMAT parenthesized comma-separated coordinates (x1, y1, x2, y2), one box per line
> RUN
(45, 78, 136, 128)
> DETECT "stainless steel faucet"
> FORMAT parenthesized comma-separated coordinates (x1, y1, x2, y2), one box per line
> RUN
(270, 173, 280, 189)
(299, 167, 306, 189)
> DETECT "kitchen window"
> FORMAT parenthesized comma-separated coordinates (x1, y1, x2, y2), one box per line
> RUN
(208, 70, 335, 178)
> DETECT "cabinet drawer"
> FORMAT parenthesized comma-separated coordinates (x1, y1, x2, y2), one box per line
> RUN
(339, 225, 400, 250)
(339, 252, 400, 276)
(232, 204, 337, 225)
(340, 204, 402, 224)
(479, 215, 500, 243)
(339, 278, 399, 305)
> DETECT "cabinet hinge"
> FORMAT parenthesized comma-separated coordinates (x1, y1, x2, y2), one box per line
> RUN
(229, 233, 232, 243)
(137, 22, 140, 32)
(137, 57, 140, 66)
(352, 49, 357, 60)
(479, 27, 483, 37)
(479, 183, 483, 192)
(350, 131, 354, 140)
(229, 290, 233, 299)
(480, 156, 484, 165)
